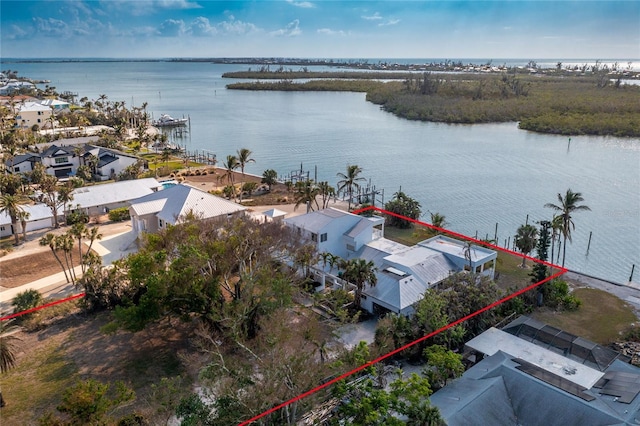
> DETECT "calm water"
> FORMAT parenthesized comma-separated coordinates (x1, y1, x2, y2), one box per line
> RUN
(6, 60, 640, 284)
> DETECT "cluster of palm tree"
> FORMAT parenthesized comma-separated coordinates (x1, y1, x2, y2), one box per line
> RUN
(38, 222, 102, 284)
(544, 189, 591, 267)
(336, 164, 366, 210)
(0, 192, 30, 245)
(316, 252, 377, 308)
(218, 148, 255, 202)
(292, 180, 336, 213)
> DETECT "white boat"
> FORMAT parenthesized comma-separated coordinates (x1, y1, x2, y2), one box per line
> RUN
(152, 114, 188, 127)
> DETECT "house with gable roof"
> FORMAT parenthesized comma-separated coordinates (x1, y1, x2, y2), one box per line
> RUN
(284, 208, 497, 316)
(431, 316, 640, 425)
(15, 101, 52, 129)
(128, 183, 247, 237)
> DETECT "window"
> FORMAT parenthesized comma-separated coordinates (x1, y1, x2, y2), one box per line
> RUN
(320, 233, 328, 242)
(55, 157, 69, 164)
(346, 243, 355, 251)
(159, 219, 164, 228)
(311, 233, 318, 242)
(0, 226, 4, 231)
(13, 166, 19, 172)
(37, 119, 41, 123)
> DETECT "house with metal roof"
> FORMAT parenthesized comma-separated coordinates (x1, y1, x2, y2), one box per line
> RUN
(67, 178, 162, 219)
(0, 203, 54, 238)
(128, 183, 247, 237)
(15, 101, 52, 129)
(284, 208, 496, 316)
(431, 316, 640, 425)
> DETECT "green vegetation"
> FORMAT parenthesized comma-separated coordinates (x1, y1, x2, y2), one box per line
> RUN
(384, 191, 422, 229)
(108, 207, 130, 222)
(224, 70, 414, 79)
(227, 72, 640, 137)
(533, 287, 636, 344)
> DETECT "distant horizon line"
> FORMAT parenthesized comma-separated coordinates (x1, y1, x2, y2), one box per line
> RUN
(2, 57, 638, 62)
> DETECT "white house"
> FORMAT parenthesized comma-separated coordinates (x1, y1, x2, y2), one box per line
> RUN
(8, 143, 143, 181)
(38, 98, 70, 112)
(0, 203, 54, 238)
(67, 178, 163, 219)
(285, 208, 497, 316)
(129, 183, 247, 237)
(15, 101, 53, 129)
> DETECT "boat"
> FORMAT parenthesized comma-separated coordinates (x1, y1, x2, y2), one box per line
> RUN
(152, 113, 188, 127)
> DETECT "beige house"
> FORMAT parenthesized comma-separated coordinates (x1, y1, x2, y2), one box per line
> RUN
(16, 101, 53, 129)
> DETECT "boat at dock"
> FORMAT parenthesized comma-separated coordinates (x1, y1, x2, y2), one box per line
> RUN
(152, 114, 188, 127)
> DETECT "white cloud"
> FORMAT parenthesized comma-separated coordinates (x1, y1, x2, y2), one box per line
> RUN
(188, 16, 217, 36)
(317, 28, 347, 36)
(32, 17, 70, 37)
(362, 12, 382, 21)
(155, 0, 203, 9)
(286, 0, 315, 8)
(158, 19, 185, 37)
(216, 15, 259, 35)
(270, 19, 302, 37)
(378, 19, 400, 27)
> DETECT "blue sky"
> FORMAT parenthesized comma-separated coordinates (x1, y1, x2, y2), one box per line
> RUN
(1, 1, 638, 59)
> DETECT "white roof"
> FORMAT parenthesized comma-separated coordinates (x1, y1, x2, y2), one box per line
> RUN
(39, 99, 70, 107)
(19, 101, 50, 112)
(466, 327, 605, 389)
(419, 235, 496, 262)
(364, 272, 428, 312)
(70, 178, 162, 209)
(284, 207, 353, 233)
(0, 203, 52, 225)
(130, 184, 246, 224)
(262, 208, 287, 218)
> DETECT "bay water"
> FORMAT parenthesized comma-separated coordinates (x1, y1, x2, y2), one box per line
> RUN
(5, 60, 639, 284)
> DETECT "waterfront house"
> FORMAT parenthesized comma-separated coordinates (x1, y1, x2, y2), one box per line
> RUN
(431, 316, 640, 425)
(284, 208, 497, 316)
(128, 183, 247, 237)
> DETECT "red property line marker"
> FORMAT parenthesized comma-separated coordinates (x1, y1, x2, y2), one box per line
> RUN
(0, 293, 85, 321)
(239, 206, 568, 425)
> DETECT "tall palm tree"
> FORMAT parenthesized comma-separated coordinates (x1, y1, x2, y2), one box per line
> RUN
(39, 233, 70, 284)
(17, 209, 30, 243)
(336, 164, 366, 210)
(514, 224, 538, 267)
(343, 258, 378, 308)
(549, 214, 563, 265)
(0, 193, 28, 245)
(222, 155, 239, 186)
(544, 189, 591, 267)
(236, 148, 255, 182)
(293, 180, 319, 213)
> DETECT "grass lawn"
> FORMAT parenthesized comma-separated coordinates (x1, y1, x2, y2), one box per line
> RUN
(532, 287, 637, 345)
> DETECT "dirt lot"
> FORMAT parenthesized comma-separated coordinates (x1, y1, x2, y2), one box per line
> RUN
(1, 310, 195, 424)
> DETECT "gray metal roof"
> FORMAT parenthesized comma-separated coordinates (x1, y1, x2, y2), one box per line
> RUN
(284, 207, 352, 233)
(130, 183, 246, 224)
(431, 351, 636, 426)
(0, 203, 52, 225)
(364, 272, 428, 311)
(70, 178, 162, 209)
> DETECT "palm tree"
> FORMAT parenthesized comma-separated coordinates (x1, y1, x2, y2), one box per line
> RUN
(236, 148, 255, 181)
(39, 233, 70, 283)
(0, 193, 28, 245)
(336, 164, 366, 210)
(293, 180, 319, 213)
(549, 214, 563, 265)
(0, 319, 20, 373)
(514, 224, 538, 267)
(544, 189, 591, 267)
(429, 212, 448, 231)
(17, 209, 30, 243)
(343, 258, 378, 307)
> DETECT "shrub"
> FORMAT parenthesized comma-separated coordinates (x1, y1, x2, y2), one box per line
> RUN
(12, 289, 43, 316)
(108, 207, 130, 222)
(67, 210, 89, 225)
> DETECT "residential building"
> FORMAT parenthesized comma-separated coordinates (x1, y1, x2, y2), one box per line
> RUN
(67, 178, 163, 219)
(284, 208, 497, 316)
(0, 203, 54, 238)
(129, 183, 247, 237)
(5, 143, 142, 181)
(431, 316, 640, 425)
(15, 101, 52, 129)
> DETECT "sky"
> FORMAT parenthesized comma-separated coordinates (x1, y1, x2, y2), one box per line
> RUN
(1, 0, 639, 59)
